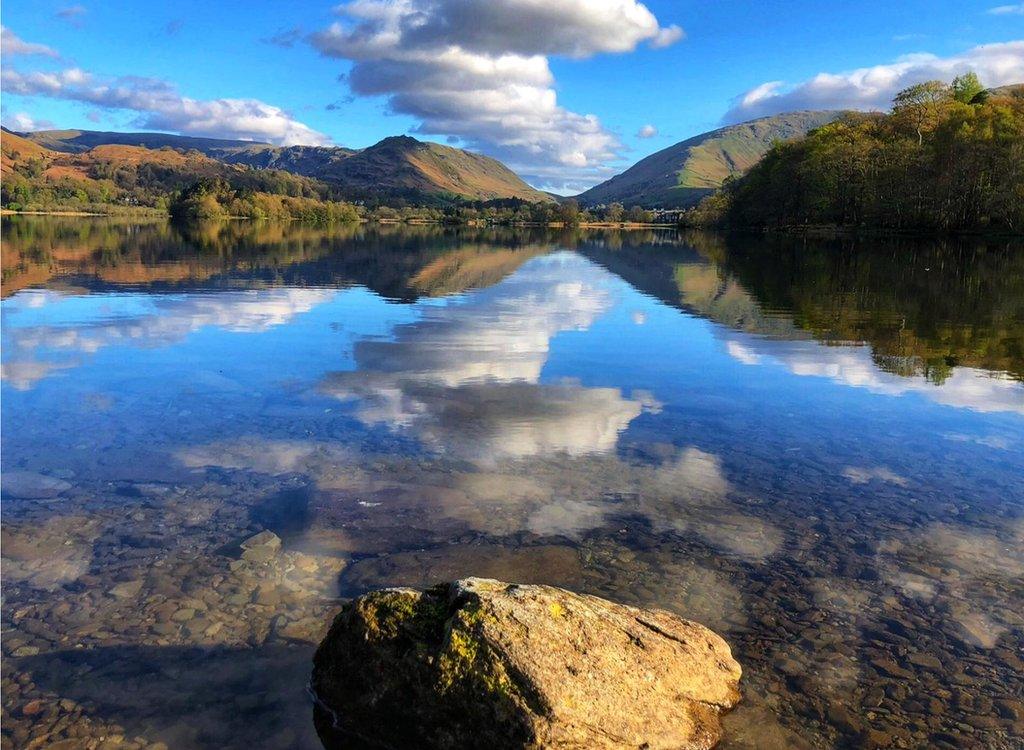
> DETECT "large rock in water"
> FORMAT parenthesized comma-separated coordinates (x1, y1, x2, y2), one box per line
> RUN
(311, 578, 741, 749)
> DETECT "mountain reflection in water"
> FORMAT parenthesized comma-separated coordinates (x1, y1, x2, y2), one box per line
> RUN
(2, 217, 1022, 750)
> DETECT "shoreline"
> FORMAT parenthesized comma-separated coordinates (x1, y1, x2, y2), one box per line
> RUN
(1, 210, 677, 229)
(3, 210, 1017, 237)
(682, 223, 1024, 241)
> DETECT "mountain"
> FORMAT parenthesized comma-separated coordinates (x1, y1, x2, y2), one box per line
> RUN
(18, 129, 552, 203)
(3, 126, 261, 192)
(329, 136, 551, 202)
(15, 129, 266, 155)
(577, 111, 845, 209)
(986, 83, 1024, 99)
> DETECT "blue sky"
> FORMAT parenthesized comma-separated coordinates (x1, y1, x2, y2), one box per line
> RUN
(2, 0, 1022, 191)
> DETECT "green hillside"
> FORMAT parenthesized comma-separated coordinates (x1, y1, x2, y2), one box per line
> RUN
(577, 111, 845, 208)
(687, 80, 1024, 233)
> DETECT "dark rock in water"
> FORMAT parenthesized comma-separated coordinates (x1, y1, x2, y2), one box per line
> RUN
(311, 578, 742, 750)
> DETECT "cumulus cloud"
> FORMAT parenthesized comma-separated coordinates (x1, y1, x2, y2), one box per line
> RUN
(650, 24, 685, 48)
(724, 40, 1024, 122)
(1, 111, 56, 131)
(636, 123, 657, 138)
(1, 26, 59, 57)
(0, 65, 330, 145)
(310, 0, 683, 189)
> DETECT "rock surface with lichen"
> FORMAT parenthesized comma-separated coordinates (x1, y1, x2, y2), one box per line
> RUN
(311, 577, 742, 749)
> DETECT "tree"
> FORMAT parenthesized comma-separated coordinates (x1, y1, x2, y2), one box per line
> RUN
(627, 205, 651, 223)
(606, 202, 624, 223)
(558, 199, 581, 226)
(892, 80, 951, 145)
(951, 72, 984, 104)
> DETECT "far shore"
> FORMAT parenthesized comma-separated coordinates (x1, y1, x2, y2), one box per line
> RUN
(0, 209, 678, 229)
(5, 210, 1018, 239)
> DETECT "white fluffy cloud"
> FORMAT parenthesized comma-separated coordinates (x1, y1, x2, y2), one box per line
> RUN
(988, 3, 1024, 14)
(1, 65, 330, 145)
(636, 123, 657, 138)
(1, 111, 56, 131)
(311, 0, 682, 189)
(725, 41, 1024, 122)
(1, 26, 59, 57)
(1, 29, 329, 145)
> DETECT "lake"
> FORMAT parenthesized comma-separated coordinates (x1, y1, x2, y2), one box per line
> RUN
(2, 217, 1022, 750)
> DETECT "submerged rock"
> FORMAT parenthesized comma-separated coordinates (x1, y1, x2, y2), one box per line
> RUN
(239, 530, 282, 563)
(1, 470, 72, 499)
(311, 578, 742, 750)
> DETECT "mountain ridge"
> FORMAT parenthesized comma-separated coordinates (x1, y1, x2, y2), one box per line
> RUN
(577, 110, 847, 208)
(12, 128, 552, 203)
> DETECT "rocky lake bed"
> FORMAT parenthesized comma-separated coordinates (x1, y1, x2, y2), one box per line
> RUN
(2, 221, 1022, 749)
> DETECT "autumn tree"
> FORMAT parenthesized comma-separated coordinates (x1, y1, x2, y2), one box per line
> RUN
(892, 80, 951, 144)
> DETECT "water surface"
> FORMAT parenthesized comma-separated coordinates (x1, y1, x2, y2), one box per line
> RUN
(2, 217, 1022, 749)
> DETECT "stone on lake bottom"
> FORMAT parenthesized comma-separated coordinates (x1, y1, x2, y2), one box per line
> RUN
(312, 578, 742, 749)
(1, 470, 72, 499)
(239, 530, 283, 563)
(240, 530, 282, 552)
(108, 580, 145, 600)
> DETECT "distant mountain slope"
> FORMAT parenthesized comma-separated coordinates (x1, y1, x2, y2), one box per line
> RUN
(577, 111, 846, 208)
(1, 126, 336, 214)
(20, 129, 552, 203)
(19, 129, 264, 155)
(987, 83, 1024, 99)
(214, 144, 359, 178)
(3, 127, 242, 185)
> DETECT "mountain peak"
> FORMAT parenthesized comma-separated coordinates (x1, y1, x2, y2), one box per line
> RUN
(373, 135, 423, 149)
(578, 110, 846, 209)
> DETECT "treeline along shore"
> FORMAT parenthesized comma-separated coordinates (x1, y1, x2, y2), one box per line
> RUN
(682, 76, 1024, 236)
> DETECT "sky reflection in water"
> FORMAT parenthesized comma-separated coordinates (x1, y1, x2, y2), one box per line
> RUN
(2, 219, 1022, 750)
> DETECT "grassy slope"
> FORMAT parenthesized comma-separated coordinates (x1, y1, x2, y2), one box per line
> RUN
(578, 111, 846, 208)
(2, 130, 57, 176)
